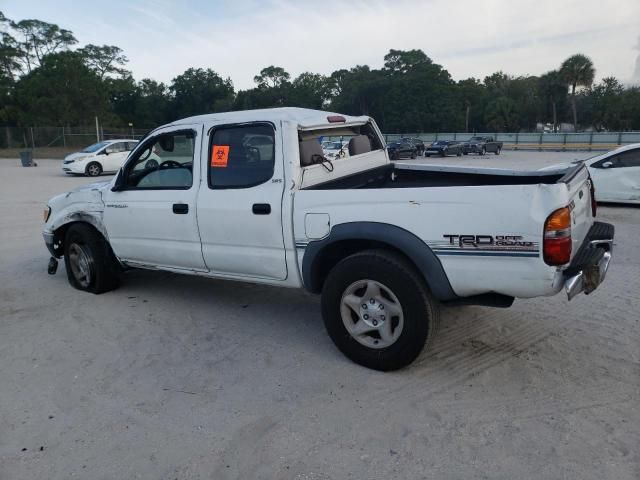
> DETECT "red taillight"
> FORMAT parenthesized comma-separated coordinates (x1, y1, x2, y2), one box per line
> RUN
(327, 115, 346, 123)
(544, 207, 572, 265)
(589, 178, 597, 217)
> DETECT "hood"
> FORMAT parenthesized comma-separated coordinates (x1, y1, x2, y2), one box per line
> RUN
(71, 180, 112, 193)
(64, 151, 93, 162)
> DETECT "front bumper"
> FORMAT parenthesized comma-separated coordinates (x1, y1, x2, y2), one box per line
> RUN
(564, 221, 614, 300)
(43, 231, 60, 257)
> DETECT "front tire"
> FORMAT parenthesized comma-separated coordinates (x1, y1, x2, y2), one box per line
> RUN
(321, 250, 439, 371)
(85, 162, 102, 177)
(63, 224, 121, 294)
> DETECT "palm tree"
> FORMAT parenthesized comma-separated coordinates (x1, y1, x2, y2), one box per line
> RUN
(560, 54, 595, 131)
(539, 70, 567, 132)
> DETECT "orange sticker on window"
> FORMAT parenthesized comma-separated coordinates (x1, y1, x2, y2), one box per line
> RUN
(211, 145, 230, 167)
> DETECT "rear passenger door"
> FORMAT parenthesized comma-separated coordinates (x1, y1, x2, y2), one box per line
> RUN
(196, 122, 288, 280)
(103, 141, 129, 172)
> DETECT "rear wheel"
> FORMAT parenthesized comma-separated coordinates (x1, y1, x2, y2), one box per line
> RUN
(321, 250, 439, 371)
(63, 224, 121, 294)
(85, 162, 102, 177)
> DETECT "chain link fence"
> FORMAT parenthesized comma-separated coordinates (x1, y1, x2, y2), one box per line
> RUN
(384, 131, 640, 151)
(0, 125, 151, 158)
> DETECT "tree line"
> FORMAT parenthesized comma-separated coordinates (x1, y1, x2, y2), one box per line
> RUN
(1, 12, 639, 133)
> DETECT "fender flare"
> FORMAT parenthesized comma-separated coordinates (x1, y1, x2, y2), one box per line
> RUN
(301, 221, 457, 301)
(48, 211, 109, 257)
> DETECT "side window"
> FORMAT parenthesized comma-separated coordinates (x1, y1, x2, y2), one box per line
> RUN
(592, 155, 622, 169)
(106, 142, 126, 154)
(617, 149, 640, 167)
(121, 131, 195, 189)
(125, 142, 138, 151)
(208, 123, 275, 189)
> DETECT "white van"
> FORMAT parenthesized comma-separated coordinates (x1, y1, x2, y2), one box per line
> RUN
(62, 139, 139, 177)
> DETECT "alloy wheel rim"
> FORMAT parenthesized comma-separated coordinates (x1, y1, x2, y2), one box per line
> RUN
(340, 279, 404, 349)
(68, 243, 93, 288)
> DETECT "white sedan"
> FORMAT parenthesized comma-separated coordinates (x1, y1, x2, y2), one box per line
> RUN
(542, 143, 640, 204)
(62, 139, 139, 177)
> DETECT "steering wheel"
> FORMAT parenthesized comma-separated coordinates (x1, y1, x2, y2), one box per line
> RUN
(145, 159, 159, 169)
(160, 160, 181, 169)
(246, 146, 261, 162)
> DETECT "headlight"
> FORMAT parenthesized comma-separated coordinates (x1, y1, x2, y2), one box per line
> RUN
(44, 206, 51, 222)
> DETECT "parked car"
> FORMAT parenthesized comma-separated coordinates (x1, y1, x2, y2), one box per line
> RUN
(462, 136, 503, 155)
(540, 143, 640, 204)
(425, 140, 463, 157)
(43, 108, 613, 371)
(322, 140, 349, 159)
(387, 138, 417, 159)
(401, 137, 425, 155)
(62, 139, 139, 177)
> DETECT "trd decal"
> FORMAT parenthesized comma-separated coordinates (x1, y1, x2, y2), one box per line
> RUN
(429, 234, 540, 257)
(443, 234, 535, 249)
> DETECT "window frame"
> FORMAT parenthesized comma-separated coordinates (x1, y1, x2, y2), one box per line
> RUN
(207, 121, 277, 190)
(115, 128, 197, 191)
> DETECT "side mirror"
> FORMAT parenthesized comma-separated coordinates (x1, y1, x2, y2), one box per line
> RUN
(602, 161, 613, 168)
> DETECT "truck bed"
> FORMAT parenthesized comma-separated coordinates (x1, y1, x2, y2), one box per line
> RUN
(304, 163, 570, 190)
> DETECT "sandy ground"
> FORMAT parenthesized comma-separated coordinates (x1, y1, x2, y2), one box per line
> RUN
(0, 154, 638, 480)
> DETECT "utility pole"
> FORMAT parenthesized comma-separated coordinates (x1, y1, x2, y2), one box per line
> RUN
(95, 116, 100, 142)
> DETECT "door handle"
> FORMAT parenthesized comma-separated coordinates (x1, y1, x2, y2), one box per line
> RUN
(172, 203, 189, 214)
(252, 203, 271, 215)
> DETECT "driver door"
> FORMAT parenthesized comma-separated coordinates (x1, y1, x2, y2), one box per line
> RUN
(102, 124, 207, 271)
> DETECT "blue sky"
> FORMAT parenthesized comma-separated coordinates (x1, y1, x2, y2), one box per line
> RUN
(2, 0, 639, 88)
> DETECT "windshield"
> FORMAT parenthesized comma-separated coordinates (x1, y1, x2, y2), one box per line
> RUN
(433, 141, 448, 146)
(81, 141, 110, 153)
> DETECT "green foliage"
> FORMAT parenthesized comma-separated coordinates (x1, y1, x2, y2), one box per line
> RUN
(169, 68, 234, 119)
(14, 51, 109, 125)
(0, 11, 639, 133)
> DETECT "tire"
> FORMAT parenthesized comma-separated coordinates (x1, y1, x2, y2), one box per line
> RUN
(85, 162, 102, 177)
(495, 146, 501, 155)
(321, 249, 439, 371)
(456, 151, 462, 156)
(463, 152, 468, 155)
(425, 154, 430, 157)
(63, 223, 121, 294)
(410, 152, 417, 159)
(440, 151, 446, 157)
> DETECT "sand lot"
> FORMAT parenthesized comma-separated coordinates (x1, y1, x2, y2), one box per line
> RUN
(1, 153, 638, 479)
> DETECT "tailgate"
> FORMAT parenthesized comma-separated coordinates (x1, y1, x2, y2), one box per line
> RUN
(560, 164, 594, 259)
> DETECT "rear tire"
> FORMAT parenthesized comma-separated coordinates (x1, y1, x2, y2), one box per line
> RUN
(321, 249, 439, 371)
(63, 224, 121, 294)
(85, 162, 102, 177)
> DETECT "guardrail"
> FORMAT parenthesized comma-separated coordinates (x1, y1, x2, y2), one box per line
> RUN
(384, 132, 640, 151)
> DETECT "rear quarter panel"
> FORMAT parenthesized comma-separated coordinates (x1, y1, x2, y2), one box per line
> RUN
(294, 182, 579, 299)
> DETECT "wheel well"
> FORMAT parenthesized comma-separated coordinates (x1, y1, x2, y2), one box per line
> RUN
(52, 221, 104, 256)
(308, 239, 422, 294)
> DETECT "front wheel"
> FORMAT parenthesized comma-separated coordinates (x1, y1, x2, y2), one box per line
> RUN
(321, 250, 439, 371)
(85, 162, 102, 177)
(63, 224, 121, 294)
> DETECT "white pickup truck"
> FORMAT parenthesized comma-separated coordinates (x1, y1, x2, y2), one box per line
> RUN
(43, 108, 614, 370)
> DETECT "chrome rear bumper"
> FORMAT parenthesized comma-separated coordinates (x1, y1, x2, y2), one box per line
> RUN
(565, 251, 611, 300)
(564, 221, 614, 300)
